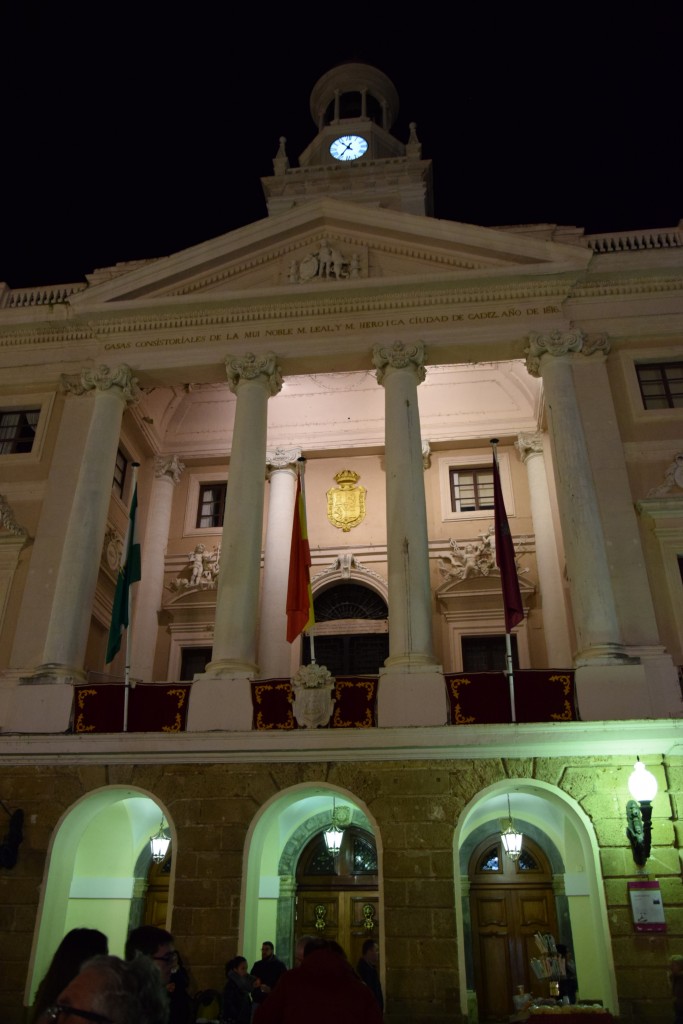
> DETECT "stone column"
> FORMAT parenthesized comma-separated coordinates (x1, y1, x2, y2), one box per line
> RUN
(258, 447, 301, 680)
(131, 454, 184, 682)
(38, 365, 140, 676)
(525, 332, 627, 663)
(515, 432, 573, 666)
(206, 352, 282, 676)
(373, 340, 438, 670)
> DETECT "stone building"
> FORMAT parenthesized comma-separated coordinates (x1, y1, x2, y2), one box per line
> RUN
(1, 62, 682, 1023)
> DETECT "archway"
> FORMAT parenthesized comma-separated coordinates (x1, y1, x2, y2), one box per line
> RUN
(25, 787, 173, 1008)
(241, 784, 382, 971)
(454, 781, 618, 1020)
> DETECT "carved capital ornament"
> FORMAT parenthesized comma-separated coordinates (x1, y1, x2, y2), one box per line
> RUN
(225, 352, 282, 396)
(372, 340, 426, 385)
(60, 364, 141, 404)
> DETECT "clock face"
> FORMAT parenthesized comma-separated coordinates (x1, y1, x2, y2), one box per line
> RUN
(329, 135, 368, 161)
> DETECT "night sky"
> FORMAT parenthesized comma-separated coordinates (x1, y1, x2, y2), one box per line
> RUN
(1, 8, 679, 288)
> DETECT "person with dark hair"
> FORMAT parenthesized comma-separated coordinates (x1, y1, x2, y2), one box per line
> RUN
(31, 927, 108, 1023)
(125, 926, 191, 1023)
(125, 926, 176, 985)
(356, 939, 383, 1013)
(221, 955, 254, 1024)
(250, 941, 286, 1006)
(253, 939, 382, 1024)
(47, 953, 169, 1024)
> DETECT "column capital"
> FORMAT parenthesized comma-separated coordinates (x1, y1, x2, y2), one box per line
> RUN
(266, 446, 302, 471)
(225, 352, 282, 396)
(515, 431, 544, 463)
(154, 454, 185, 484)
(60, 364, 141, 404)
(372, 340, 426, 385)
(524, 330, 610, 377)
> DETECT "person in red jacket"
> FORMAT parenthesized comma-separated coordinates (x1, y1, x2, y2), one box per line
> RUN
(254, 939, 383, 1024)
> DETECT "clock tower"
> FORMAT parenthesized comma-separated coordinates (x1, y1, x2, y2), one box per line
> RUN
(261, 62, 433, 217)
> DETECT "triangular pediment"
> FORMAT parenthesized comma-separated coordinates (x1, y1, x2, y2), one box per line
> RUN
(69, 198, 591, 309)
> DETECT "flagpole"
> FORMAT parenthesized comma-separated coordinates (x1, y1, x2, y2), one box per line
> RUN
(298, 458, 316, 665)
(122, 462, 140, 732)
(491, 439, 517, 723)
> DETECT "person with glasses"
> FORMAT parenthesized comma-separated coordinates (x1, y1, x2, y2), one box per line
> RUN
(43, 953, 168, 1024)
(125, 926, 192, 1023)
(125, 927, 176, 985)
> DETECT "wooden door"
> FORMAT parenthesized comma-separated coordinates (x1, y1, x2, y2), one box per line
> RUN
(469, 835, 557, 1022)
(295, 825, 379, 965)
(297, 890, 379, 964)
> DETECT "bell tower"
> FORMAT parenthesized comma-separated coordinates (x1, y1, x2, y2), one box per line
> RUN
(261, 62, 433, 217)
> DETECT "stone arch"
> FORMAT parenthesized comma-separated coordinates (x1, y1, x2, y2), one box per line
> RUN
(240, 783, 382, 969)
(274, 806, 372, 959)
(25, 786, 174, 1008)
(453, 778, 618, 1018)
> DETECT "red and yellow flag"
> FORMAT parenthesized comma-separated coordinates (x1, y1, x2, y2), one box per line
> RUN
(286, 473, 314, 642)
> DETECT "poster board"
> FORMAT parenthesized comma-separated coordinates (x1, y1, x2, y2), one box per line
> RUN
(628, 879, 666, 932)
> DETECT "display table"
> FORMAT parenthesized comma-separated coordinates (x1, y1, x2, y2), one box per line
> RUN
(528, 1012, 613, 1023)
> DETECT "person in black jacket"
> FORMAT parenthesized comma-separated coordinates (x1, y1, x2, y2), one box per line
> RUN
(356, 939, 383, 1013)
(250, 942, 286, 1006)
(222, 956, 254, 1024)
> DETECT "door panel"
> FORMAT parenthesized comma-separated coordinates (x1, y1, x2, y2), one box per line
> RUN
(469, 835, 558, 1021)
(296, 890, 379, 963)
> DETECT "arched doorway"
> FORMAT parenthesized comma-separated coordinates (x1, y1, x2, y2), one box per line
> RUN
(26, 788, 173, 1009)
(454, 781, 619, 1019)
(304, 583, 388, 675)
(469, 833, 557, 1021)
(295, 825, 379, 964)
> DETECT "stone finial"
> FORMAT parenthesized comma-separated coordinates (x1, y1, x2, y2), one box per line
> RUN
(422, 439, 432, 469)
(225, 352, 283, 397)
(406, 121, 422, 159)
(154, 454, 185, 484)
(372, 340, 426, 385)
(60, 364, 141, 404)
(273, 136, 290, 176)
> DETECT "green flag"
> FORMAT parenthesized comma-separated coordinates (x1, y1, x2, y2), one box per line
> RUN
(106, 484, 141, 664)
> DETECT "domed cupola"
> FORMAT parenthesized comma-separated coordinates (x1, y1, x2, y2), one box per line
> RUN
(261, 62, 433, 217)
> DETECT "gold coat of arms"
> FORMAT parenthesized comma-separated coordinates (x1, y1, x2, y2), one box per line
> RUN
(327, 470, 366, 532)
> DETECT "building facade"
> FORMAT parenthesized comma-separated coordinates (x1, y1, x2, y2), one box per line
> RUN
(1, 63, 683, 1023)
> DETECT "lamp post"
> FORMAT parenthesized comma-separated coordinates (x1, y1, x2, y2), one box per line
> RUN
(626, 759, 658, 868)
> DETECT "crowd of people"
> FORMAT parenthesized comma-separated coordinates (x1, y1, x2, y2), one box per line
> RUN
(30, 926, 385, 1024)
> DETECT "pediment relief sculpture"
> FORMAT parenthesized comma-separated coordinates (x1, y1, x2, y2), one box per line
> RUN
(286, 239, 367, 284)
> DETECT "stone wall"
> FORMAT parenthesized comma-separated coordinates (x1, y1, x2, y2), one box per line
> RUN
(0, 755, 681, 1023)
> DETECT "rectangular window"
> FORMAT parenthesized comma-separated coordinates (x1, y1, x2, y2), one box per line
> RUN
(112, 449, 128, 499)
(196, 483, 227, 528)
(636, 362, 683, 409)
(0, 408, 39, 454)
(462, 635, 519, 672)
(449, 467, 494, 512)
(180, 646, 213, 681)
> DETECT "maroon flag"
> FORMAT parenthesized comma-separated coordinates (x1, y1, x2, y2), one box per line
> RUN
(286, 474, 314, 643)
(493, 452, 524, 633)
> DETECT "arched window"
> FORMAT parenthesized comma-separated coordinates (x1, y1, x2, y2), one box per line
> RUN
(303, 583, 388, 675)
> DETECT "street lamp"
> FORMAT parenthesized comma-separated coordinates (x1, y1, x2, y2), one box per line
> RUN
(626, 759, 658, 867)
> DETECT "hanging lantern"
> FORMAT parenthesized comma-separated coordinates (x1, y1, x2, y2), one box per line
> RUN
(500, 795, 523, 861)
(150, 819, 171, 863)
(323, 798, 345, 853)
